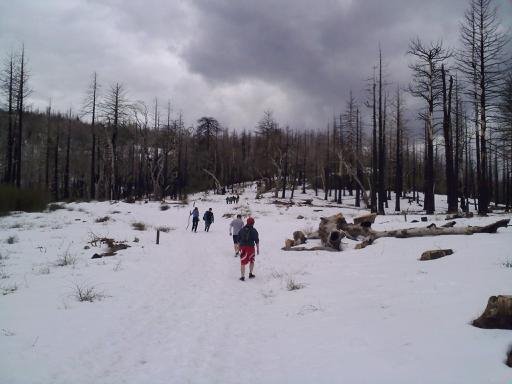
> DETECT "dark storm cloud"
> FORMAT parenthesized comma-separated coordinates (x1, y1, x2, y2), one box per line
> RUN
(0, 0, 510, 132)
(182, 0, 491, 126)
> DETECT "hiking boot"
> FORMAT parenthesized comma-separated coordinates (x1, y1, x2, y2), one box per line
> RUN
(239, 276, 245, 281)
(249, 273, 255, 279)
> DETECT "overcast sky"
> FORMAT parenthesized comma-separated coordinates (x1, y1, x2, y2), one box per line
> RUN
(0, 0, 511, 133)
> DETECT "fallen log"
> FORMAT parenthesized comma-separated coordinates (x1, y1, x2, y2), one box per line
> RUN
(282, 245, 339, 252)
(293, 231, 307, 245)
(285, 213, 509, 252)
(283, 239, 294, 249)
(370, 219, 510, 242)
(420, 249, 453, 261)
(318, 213, 348, 250)
(472, 295, 512, 330)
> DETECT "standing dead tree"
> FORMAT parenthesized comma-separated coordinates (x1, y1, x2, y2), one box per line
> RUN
(407, 38, 451, 214)
(82, 72, 99, 200)
(458, 0, 509, 215)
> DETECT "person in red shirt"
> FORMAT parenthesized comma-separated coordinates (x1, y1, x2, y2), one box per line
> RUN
(238, 217, 259, 281)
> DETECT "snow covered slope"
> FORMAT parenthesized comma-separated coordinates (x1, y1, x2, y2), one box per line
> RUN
(1, 186, 510, 383)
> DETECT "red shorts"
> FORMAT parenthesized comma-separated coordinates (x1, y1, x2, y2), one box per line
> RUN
(240, 246, 255, 265)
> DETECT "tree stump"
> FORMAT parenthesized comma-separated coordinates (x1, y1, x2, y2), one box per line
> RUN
(506, 346, 512, 368)
(472, 296, 512, 330)
(419, 249, 453, 261)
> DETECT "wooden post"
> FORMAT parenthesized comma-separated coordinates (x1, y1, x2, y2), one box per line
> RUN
(156, 229, 160, 245)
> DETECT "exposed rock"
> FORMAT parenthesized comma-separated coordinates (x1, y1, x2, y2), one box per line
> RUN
(421, 216, 428, 222)
(441, 221, 456, 228)
(473, 295, 512, 330)
(420, 249, 453, 261)
(297, 215, 305, 219)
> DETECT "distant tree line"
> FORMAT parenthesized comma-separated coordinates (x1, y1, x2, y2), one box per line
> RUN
(0, 0, 510, 215)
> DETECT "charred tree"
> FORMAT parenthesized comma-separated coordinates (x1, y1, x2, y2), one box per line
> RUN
(408, 38, 451, 214)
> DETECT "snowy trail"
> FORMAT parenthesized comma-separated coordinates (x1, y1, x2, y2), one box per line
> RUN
(2, 189, 511, 383)
(59, 228, 259, 384)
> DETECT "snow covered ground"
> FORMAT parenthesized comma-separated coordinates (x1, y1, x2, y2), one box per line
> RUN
(1, 186, 511, 383)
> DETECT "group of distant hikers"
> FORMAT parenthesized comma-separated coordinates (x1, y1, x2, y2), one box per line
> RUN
(225, 195, 240, 204)
(188, 207, 259, 281)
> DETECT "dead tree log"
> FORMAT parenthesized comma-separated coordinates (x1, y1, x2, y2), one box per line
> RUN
(282, 245, 340, 252)
(353, 212, 377, 226)
(293, 231, 307, 245)
(318, 213, 350, 250)
(284, 213, 509, 252)
(420, 249, 453, 261)
(371, 219, 509, 240)
(472, 295, 512, 330)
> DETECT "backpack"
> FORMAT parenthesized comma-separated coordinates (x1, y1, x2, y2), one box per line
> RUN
(239, 226, 251, 244)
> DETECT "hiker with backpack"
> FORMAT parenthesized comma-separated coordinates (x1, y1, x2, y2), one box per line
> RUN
(203, 208, 214, 232)
(190, 207, 200, 232)
(238, 217, 259, 281)
(229, 214, 244, 257)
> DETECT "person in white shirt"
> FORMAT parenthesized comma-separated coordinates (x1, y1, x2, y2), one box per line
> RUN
(229, 214, 244, 257)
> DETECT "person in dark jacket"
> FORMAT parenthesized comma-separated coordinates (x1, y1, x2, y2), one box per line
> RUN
(238, 217, 259, 281)
(203, 208, 214, 232)
(190, 207, 200, 232)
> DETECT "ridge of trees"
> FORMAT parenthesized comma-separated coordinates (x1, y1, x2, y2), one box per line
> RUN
(0, 0, 511, 214)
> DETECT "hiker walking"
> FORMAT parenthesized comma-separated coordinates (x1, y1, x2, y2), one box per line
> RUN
(229, 214, 244, 257)
(203, 208, 214, 232)
(190, 207, 200, 232)
(238, 217, 259, 281)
